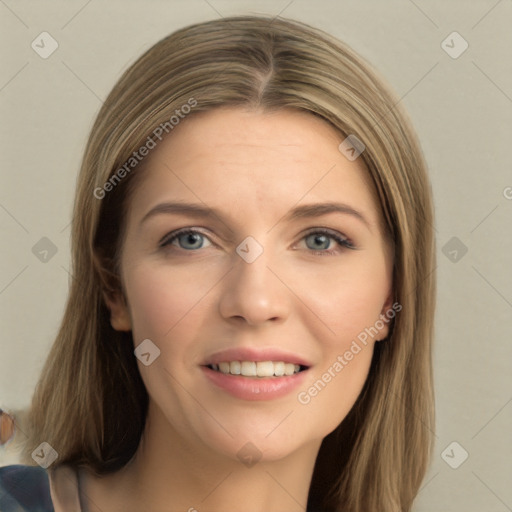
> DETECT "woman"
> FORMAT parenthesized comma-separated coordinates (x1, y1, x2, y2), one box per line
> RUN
(0, 15, 436, 512)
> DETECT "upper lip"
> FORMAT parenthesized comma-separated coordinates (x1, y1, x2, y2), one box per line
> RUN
(203, 347, 312, 367)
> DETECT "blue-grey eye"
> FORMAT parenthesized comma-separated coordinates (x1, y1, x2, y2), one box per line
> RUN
(176, 232, 205, 250)
(162, 230, 212, 250)
(305, 233, 332, 250)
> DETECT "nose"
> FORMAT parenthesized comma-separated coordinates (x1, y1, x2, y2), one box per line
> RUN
(218, 248, 290, 326)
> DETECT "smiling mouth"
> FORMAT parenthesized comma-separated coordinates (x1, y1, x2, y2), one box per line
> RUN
(206, 361, 308, 378)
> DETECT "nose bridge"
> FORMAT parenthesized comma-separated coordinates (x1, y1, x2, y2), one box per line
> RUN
(234, 244, 271, 289)
(219, 237, 288, 324)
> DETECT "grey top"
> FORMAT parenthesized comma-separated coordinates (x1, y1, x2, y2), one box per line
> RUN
(0, 464, 84, 512)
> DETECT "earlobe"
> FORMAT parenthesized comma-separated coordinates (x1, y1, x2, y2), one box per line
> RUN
(103, 292, 132, 332)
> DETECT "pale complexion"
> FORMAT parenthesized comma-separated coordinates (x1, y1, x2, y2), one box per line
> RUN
(83, 108, 394, 511)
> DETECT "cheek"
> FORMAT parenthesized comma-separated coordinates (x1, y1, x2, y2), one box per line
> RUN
(124, 262, 219, 340)
(123, 264, 212, 415)
(293, 257, 390, 348)
(291, 258, 388, 430)
(295, 284, 381, 433)
(326, 292, 386, 344)
(297, 346, 373, 437)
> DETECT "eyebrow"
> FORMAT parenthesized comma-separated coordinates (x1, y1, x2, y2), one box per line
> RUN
(140, 201, 372, 231)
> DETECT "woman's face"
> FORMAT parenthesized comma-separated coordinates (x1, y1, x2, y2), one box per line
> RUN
(110, 107, 394, 463)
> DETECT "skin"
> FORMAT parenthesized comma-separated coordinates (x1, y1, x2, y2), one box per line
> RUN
(83, 107, 394, 511)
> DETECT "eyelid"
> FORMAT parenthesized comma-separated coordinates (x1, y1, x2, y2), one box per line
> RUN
(159, 227, 214, 248)
(302, 227, 351, 240)
(158, 226, 356, 253)
(300, 227, 355, 249)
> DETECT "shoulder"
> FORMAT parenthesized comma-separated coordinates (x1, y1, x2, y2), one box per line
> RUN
(0, 464, 54, 512)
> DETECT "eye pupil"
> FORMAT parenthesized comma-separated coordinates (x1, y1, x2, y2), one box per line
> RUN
(168, 230, 345, 253)
(306, 234, 330, 250)
(179, 233, 203, 250)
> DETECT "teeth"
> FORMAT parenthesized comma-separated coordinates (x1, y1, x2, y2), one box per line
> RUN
(209, 361, 304, 377)
(274, 361, 285, 376)
(218, 362, 230, 374)
(230, 361, 241, 375)
(241, 361, 257, 376)
(256, 361, 274, 377)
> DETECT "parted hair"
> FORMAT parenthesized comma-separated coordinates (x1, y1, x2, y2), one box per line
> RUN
(24, 15, 436, 512)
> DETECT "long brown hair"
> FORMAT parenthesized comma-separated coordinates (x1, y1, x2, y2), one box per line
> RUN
(24, 15, 436, 512)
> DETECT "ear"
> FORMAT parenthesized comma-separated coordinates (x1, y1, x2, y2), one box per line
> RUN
(104, 291, 132, 332)
(381, 290, 394, 313)
(94, 251, 132, 332)
(376, 291, 395, 342)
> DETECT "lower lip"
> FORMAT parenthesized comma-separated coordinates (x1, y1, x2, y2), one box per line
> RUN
(201, 366, 308, 401)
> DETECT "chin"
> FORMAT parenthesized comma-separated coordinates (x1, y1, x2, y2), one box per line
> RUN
(193, 414, 317, 465)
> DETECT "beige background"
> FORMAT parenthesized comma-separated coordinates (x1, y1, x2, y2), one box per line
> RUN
(1, 0, 511, 510)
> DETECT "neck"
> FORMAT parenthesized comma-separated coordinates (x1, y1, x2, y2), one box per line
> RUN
(88, 401, 321, 512)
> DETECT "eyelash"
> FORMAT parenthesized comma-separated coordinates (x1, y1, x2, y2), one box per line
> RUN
(301, 228, 355, 255)
(159, 227, 355, 255)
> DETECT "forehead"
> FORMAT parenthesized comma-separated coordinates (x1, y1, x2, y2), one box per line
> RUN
(126, 107, 383, 231)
